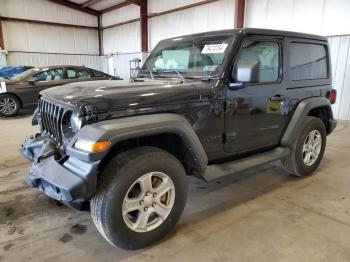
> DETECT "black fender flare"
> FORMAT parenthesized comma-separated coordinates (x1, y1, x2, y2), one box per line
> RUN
(281, 97, 334, 147)
(67, 113, 208, 172)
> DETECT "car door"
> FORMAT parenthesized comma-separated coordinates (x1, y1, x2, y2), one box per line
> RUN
(224, 36, 290, 154)
(19, 68, 66, 107)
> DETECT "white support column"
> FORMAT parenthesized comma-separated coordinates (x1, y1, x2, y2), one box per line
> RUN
(0, 50, 7, 66)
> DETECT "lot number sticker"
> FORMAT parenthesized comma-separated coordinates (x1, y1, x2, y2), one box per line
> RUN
(0, 82, 6, 93)
(201, 43, 228, 54)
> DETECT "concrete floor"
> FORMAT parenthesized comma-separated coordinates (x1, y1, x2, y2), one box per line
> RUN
(1, 115, 350, 262)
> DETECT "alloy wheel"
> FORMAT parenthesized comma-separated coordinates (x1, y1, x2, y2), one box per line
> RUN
(122, 171, 175, 233)
(302, 130, 322, 166)
(0, 97, 17, 115)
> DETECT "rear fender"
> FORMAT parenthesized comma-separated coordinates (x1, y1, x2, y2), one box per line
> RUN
(281, 97, 336, 147)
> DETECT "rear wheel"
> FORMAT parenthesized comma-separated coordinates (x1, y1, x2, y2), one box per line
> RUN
(282, 116, 326, 176)
(0, 94, 20, 117)
(91, 147, 188, 250)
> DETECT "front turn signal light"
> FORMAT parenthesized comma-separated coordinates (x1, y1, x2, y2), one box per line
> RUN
(75, 139, 111, 153)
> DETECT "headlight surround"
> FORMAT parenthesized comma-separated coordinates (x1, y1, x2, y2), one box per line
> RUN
(62, 110, 84, 140)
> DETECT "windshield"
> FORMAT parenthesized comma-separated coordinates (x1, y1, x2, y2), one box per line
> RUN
(141, 33, 235, 79)
(11, 68, 41, 81)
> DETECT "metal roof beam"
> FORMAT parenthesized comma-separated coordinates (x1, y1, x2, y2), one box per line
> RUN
(101, 0, 141, 14)
(82, 0, 103, 8)
(48, 0, 100, 16)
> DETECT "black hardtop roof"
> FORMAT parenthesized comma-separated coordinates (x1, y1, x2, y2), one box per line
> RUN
(163, 28, 327, 42)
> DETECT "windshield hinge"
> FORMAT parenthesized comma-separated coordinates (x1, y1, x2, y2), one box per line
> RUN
(201, 76, 221, 82)
(84, 105, 97, 123)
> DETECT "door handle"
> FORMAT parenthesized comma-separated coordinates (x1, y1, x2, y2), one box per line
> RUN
(228, 82, 245, 90)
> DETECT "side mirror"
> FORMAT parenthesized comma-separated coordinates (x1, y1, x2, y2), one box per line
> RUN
(27, 77, 38, 85)
(233, 60, 260, 83)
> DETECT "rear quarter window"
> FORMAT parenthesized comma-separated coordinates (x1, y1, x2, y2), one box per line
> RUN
(289, 43, 328, 81)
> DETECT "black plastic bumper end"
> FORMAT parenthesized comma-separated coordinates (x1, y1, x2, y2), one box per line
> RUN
(27, 157, 88, 203)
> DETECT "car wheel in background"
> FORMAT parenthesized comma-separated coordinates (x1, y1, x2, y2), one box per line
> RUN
(0, 94, 20, 117)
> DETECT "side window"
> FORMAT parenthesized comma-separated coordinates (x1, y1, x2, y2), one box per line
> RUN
(67, 68, 91, 79)
(236, 40, 280, 83)
(91, 71, 105, 78)
(34, 68, 63, 81)
(289, 43, 328, 80)
(77, 69, 91, 79)
(67, 68, 78, 79)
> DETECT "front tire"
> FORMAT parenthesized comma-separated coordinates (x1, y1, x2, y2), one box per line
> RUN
(91, 147, 188, 250)
(282, 116, 326, 176)
(0, 94, 20, 117)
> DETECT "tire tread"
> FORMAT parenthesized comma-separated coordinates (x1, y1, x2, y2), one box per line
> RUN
(91, 146, 187, 249)
(282, 116, 326, 177)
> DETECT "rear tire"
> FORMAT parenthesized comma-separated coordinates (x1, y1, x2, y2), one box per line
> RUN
(91, 146, 188, 250)
(282, 116, 326, 177)
(0, 94, 20, 117)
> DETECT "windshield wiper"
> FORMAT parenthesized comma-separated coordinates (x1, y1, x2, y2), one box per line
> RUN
(158, 70, 186, 83)
(148, 69, 155, 80)
(172, 70, 186, 83)
(138, 68, 155, 80)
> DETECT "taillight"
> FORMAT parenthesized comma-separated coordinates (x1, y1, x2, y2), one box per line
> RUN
(327, 89, 337, 104)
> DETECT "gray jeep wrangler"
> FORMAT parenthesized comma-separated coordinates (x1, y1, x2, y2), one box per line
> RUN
(21, 28, 337, 250)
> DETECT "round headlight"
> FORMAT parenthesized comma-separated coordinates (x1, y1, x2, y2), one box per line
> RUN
(61, 111, 83, 140)
(70, 113, 83, 132)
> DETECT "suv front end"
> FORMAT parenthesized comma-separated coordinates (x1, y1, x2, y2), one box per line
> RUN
(20, 96, 104, 209)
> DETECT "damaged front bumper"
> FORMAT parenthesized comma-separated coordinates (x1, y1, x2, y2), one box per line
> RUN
(20, 134, 99, 207)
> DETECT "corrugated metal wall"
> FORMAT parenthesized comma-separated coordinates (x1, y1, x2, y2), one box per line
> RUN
(0, 0, 97, 27)
(148, 0, 235, 49)
(6, 52, 108, 72)
(0, 0, 103, 70)
(2, 21, 99, 55)
(0, 0, 99, 55)
(245, 0, 350, 36)
(104, 22, 141, 55)
(328, 36, 350, 120)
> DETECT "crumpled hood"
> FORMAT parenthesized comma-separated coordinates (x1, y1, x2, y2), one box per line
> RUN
(40, 79, 202, 114)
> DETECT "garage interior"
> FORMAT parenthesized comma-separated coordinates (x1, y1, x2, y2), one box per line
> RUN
(1, 0, 350, 261)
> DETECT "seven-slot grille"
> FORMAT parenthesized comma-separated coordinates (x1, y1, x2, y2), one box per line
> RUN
(38, 98, 65, 146)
